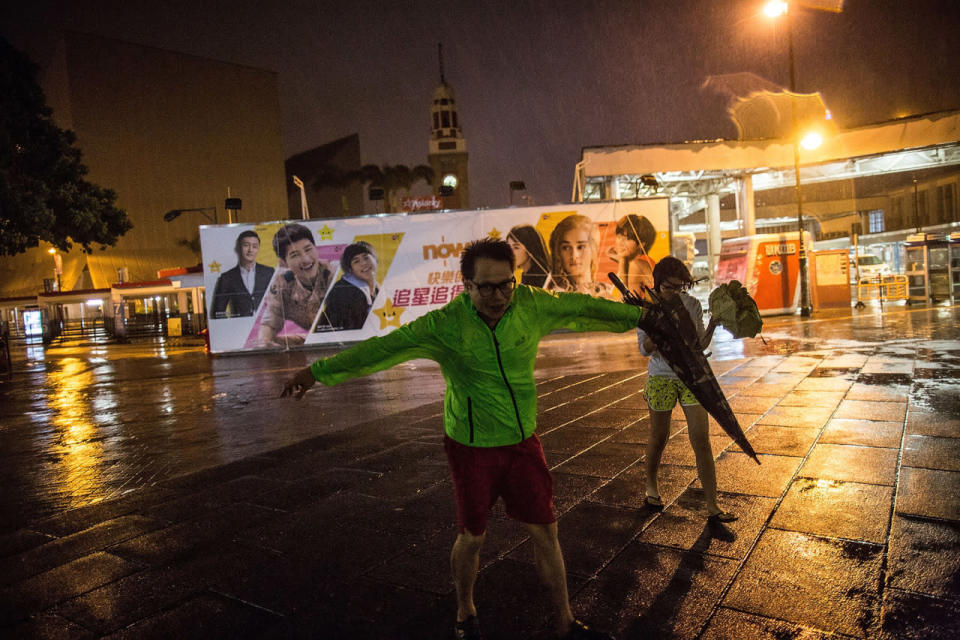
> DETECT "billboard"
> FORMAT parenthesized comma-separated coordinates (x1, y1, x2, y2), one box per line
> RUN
(199, 199, 670, 354)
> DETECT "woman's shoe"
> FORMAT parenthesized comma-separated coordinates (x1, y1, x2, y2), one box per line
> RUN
(707, 510, 737, 523)
(645, 494, 663, 509)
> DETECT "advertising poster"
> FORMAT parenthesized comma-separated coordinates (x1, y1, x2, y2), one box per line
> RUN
(199, 199, 669, 354)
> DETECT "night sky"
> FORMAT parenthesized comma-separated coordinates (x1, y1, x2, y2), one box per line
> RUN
(3, 0, 959, 209)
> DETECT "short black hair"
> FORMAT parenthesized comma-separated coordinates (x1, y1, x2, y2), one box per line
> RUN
(460, 238, 515, 281)
(340, 241, 376, 273)
(273, 223, 315, 261)
(234, 230, 260, 256)
(615, 214, 656, 251)
(652, 256, 694, 291)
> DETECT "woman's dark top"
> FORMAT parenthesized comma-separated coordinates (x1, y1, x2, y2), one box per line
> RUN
(318, 278, 378, 331)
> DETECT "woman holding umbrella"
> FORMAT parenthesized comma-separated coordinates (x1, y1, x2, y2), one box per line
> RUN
(638, 257, 736, 522)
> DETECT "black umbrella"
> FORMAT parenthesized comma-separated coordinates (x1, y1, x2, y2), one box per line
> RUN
(609, 273, 760, 464)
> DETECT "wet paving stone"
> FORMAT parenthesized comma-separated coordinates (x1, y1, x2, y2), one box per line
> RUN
(736, 382, 797, 398)
(540, 425, 619, 455)
(819, 418, 904, 448)
(0, 514, 158, 587)
(773, 357, 822, 374)
(778, 389, 846, 408)
(3, 612, 95, 640)
(0, 529, 55, 559)
(771, 478, 893, 543)
(106, 591, 282, 639)
(515, 501, 650, 577)
(887, 515, 960, 600)
(605, 420, 653, 445)
(589, 463, 698, 511)
(700, 607, 836, 640)
(727, 395, 780, 415)
(709, 452, 802, 498)
(756, 405, 835, 429)
(733, 424, 819, 456)
(795, 376, 853, 393)
(846, 381, 910, 403)
(638, 489, 776, 560)
(470, 556, 575, 640)
(657, 432, 731, 466)
(0, 552, 140, 626)
(862, 357, 914, 375)
(879, 588, 960, 640)
(909, 380, 960, 415)
(833, 399, 907, 423)
(552, 442, 643, 478)
(573, 541, 738, 640)
(723, 529, 883, 637)
(906, 411, 960, 438)
(109, 503, 277, 566)
(902, 434, 960, 472)
(896, 467, 960, 522)
(800, 443, 899, 486)
(551, 471, 608, 516)
(53, 547, 251, 633)
(573, 406, 645, 430)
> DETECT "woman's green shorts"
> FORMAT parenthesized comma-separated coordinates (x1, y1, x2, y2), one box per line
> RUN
(644, 375, 699, 412)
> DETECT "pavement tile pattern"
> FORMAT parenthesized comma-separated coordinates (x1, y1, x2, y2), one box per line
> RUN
(1, 307, 959, 638)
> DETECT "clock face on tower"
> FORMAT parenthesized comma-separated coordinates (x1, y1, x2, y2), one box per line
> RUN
(442, 174, 459, 189)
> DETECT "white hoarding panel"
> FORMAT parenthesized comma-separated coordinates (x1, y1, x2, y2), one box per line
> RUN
(200, 200, 669, 354)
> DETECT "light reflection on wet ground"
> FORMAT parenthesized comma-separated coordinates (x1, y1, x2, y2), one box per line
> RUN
(1, 302, 957, 531)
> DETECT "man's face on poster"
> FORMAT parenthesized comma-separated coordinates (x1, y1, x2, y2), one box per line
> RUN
(284, 238, 320, 284)
(239, 236, 260, 267)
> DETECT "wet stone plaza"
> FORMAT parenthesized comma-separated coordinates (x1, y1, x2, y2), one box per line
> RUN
(0, 302, 958, 639)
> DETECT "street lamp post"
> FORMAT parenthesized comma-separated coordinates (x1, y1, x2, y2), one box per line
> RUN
(47, 248, 62, 292)
(767, 0, 812, 316)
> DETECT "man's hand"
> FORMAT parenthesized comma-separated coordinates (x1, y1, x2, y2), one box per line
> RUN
(280, 366, 317, 400)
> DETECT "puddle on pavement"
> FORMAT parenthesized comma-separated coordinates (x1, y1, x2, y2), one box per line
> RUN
(857, 373, 914, 387)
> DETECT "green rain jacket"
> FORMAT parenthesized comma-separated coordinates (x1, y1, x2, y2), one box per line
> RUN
(310, 284, 642, 447)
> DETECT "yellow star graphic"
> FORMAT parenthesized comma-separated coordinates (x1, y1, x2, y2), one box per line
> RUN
(208, 260, 222, 273)
(488, 228, 502, 240)
(373, 298, 405, 330)
(318, 224, 335, 241)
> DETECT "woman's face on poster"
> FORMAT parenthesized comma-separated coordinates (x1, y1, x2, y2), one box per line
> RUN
(506, 236, 529, 268)
(559, 226, 592, 277)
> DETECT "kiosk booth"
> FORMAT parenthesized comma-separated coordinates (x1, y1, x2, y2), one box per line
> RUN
(810, 249, 852, 310)
(715, 232, 814, 316)
(950, 231, 960, 300)
(905, 233, 951, 303)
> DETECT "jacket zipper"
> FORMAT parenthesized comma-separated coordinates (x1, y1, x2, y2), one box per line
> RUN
(467, 397, 474, 443)
(489, 329, 525, 443)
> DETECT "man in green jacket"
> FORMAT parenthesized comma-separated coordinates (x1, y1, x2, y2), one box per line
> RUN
(282, 238, 655, 640)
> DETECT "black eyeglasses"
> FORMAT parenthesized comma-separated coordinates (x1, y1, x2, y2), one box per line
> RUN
(660, 280, 687, 292)
(471, 277, 516, 297)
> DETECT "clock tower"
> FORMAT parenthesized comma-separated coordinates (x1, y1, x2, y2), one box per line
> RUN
(428, 44, 469, 209)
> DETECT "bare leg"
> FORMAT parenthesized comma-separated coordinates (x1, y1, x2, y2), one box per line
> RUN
(524, 521, 575, 636)
(451, 531, 485, 622)
(681, 403, 722, 515)
(645, 408, 672, 500)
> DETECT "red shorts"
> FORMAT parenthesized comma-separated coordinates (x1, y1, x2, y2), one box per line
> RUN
(444, 434, 556, 535)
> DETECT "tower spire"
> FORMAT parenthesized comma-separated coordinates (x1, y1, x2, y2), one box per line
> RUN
(438, 42, 445, 84)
